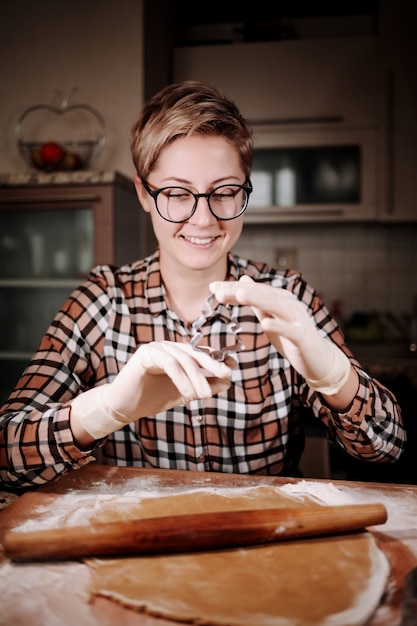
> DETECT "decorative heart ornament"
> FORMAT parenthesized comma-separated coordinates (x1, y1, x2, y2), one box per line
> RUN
(15, 88, 105, 171)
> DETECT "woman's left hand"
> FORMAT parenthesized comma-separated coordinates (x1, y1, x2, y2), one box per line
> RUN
(210, 276, 351, 395)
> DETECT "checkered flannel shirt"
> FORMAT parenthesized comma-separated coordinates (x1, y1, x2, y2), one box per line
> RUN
(0, 251, 405, 487)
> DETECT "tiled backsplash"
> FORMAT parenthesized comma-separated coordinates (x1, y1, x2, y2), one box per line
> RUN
(233, 222, 417, 320)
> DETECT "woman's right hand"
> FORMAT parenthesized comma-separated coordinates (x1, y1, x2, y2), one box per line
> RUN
(70, 341, 233, 441)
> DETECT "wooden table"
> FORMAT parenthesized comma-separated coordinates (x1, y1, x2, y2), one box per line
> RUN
(1, 464, 416, 626)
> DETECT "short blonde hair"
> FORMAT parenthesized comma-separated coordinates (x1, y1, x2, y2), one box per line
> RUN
(130, 81, 253, 180)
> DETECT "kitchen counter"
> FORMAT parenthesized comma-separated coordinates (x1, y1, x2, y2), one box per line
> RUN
(0, 169, 133, 188)
(1, 464, 416, 626)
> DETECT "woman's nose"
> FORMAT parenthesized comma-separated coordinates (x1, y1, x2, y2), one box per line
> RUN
(189, 196, 217, 225)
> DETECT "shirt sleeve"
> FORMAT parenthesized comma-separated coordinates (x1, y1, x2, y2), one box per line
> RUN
(283, 269, 406, 463)
(0, 268, 120, 488)
(314, 371, 406, 463)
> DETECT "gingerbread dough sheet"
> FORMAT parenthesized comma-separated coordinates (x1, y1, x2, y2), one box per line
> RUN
(84, 485, 390, 626)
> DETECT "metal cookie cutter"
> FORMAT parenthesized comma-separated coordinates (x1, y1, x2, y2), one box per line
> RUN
(190, 293, 245, 361)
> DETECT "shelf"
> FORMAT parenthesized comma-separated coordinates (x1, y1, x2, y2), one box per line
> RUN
(0, 278, 82, 288)
(0, 351, 35, 360)
(0, 170, 133, 189)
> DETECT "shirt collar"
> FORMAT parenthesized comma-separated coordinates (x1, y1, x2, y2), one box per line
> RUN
(144, 250, 241, 320)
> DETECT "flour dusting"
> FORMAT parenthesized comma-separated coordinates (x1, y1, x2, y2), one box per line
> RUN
(279, 479, 417, 558)
(0, 560, 95, 626)
(13, 483, 294, 532)
(279, 480, 356, 505)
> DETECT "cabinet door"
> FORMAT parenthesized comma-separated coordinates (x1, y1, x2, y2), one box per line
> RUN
(0, 205, 94, 401)
(174, 36, 378, 127)
(378, 1, 417, 221)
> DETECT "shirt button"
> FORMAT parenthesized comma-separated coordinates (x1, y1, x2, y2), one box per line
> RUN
(196, 415, 203, 423)
(199, 454, 205, 463)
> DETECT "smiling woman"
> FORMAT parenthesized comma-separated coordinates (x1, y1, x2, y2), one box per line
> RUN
(0, 80, 405, 491)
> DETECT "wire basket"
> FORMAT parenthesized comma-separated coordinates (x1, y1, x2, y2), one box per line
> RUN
(15, 91, 105, 172)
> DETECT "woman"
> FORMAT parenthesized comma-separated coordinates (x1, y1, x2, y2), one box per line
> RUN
(0, 81, 405, 488)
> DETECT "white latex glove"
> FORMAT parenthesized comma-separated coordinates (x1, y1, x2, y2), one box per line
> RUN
(71, 341, 233, 439)
(210, 276, 351, 395)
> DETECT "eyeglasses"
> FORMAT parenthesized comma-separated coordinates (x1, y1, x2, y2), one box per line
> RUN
(141, 179, 252, 223)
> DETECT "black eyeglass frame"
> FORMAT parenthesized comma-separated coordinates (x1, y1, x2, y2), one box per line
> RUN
(141, 178, 253, 223)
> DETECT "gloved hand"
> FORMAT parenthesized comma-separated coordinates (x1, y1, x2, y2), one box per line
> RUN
(71, 341, 233, 440)
(210, 276, 351, 396)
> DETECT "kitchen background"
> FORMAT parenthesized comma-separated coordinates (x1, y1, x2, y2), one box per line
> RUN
(1, 0, 416, 482)
(2, 1, 416, 319)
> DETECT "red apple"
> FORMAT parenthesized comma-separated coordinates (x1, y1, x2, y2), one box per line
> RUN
(40, 141, 64, 165)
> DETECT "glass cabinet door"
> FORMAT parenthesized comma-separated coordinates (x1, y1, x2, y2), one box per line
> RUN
(246, 127, 377, 222)
(250, 145, 361, 209)
(0, 208, 93, 402)
(0, 208, 93, 280)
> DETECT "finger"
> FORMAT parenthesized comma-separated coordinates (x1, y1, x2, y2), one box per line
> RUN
(173, 376, 231, 410)
(209, 280, 240, 304)
(172, 342, 233, 377)
(211, 280, 296, 322)
(223, 355, 237, 368)
(260, 315, 303, 344)
(139, 344, 213, 399)
(162, 345, 234, 402)
(239, 275, 254, 284)
(206, 377, 232, 396)
(138, 342, 231, 378)
(166, 345, 220, 399)
(140, 342, 233, 401)
(238, 285, 296, 322)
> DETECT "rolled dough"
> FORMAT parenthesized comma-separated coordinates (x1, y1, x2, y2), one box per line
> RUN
(86, 485, 390, 626)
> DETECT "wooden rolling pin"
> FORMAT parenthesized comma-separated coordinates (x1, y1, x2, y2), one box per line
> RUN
(3, 502, 387, 562)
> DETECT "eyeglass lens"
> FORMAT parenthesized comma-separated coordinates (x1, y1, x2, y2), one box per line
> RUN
(156, 185, 249, 222)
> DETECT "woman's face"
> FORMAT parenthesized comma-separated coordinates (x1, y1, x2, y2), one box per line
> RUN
(135, 134, 246, 275)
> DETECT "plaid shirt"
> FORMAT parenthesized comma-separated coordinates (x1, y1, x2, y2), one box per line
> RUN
(0, 251, 405, 488)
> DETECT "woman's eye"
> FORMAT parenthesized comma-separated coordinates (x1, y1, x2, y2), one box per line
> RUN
(213, 188, 236, 200)
(165, 189, 189, 201)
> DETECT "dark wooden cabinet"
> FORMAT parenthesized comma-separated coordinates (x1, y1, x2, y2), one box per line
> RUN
(0, 171, 155, 402)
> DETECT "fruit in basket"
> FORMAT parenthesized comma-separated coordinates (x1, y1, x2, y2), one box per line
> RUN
(61, 150, 83, 170)
(29, 142, 84, 171)
(30, 146, 44, 169)
(40, 141, 64, 166)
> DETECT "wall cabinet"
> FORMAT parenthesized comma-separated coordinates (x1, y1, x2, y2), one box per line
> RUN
(174, 36, 379, 223)
(175, 23, 417, 223)
(378, 0, 417, 222)
(0, 171, 155, 402)
(174, 36, 378, 127)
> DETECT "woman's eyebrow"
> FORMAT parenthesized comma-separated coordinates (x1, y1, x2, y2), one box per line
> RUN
(161, 175, 242, 186)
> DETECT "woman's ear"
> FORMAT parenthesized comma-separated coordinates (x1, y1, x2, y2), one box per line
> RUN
(134, 175, 151, 213)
